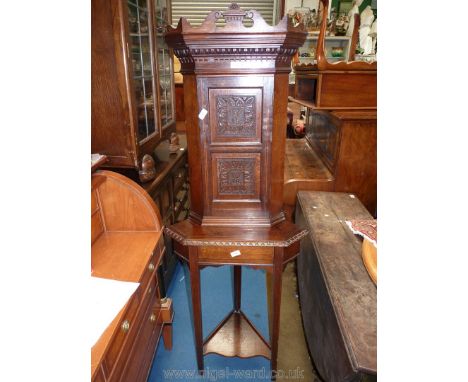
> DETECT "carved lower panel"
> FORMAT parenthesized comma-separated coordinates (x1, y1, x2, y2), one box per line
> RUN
(218, 158, 255, 195)
(211, 153, 261, 201)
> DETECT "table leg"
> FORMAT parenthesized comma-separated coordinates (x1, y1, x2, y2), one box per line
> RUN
(162, 323, 173, 350)
(233, 265, 242, 312)
(189, 246, 204, 374)
(270, 247, 284, 380)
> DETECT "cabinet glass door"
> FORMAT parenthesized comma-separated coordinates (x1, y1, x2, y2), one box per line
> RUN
(127, 0, 159, 142)
(154, 0, 175, 129)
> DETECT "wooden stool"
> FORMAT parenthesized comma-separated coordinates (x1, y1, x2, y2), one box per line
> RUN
(165, 220, 307, 379)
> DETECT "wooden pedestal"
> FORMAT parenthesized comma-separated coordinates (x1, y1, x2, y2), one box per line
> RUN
(165, 221, 307, 379)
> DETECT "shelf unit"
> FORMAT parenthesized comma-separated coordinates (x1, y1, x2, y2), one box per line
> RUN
(297, 34, 351, 64)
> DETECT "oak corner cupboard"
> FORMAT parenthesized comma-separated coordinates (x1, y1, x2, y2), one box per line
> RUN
(92, 0, 176, 172)
(164, 3, 308, 378)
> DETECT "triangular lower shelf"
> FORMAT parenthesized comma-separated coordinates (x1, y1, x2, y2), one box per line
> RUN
(203, 310, 271, 359)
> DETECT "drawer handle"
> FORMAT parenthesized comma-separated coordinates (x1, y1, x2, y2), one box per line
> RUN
(148, 262, 155, 271)
(121, 320, 130, 333)
(150, 313, 157, 323)
(148, 286, 152, 295)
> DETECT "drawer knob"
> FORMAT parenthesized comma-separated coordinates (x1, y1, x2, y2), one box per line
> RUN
(148, 263, 155, 271)
(121, 320, 130, 333)
(150, 313, 157, 323)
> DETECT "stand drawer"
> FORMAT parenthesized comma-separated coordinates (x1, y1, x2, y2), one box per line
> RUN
(198, 246, 273, 265)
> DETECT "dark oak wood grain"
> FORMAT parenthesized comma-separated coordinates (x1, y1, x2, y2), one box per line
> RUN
(295, 191, 376, 381)
(165, 3, 307, 227)
(270, 247, 284, 377)
(233, 266, 242, 312)
(175, 83, 185, 122)
(188, 246, 204, 373)
(164, 4, 307, 379)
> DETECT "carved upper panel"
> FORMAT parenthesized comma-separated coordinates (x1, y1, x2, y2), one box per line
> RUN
(209, 86, 262, 144)
(216, 95, 256, 137)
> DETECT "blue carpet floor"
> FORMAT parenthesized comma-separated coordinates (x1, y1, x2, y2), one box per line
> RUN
(148, 262, 271, 381)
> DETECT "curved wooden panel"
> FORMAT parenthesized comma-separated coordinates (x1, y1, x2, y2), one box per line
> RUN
(93, 170, 162, 232)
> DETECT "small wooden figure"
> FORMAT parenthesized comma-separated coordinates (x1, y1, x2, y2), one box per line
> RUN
(168, 132, 180, 153)
(138, 154, 157, 182)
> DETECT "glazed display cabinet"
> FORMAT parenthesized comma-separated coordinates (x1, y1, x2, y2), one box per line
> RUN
(297, 34, 351, 64)
(92, 0, 176, 171)
(92, 0, 184, 293)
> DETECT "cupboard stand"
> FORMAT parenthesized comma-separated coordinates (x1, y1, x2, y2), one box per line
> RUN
(165, 221, 307, 378)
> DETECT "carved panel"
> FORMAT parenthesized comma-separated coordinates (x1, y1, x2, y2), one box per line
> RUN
(211, 153, 261, 201)
(208, 87, 263, 144)
(216, 95, 256, 137)
(306, 110, 340, 172)
(218, 158, 255, 195)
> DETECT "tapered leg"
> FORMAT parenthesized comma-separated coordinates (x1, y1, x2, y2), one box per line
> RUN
(188, 246, 204, 373)
(266, 271, 272, 330)
(162, 324, 173, 350)
(233, 265, 242, 312)
(270, 247, 284, 380)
